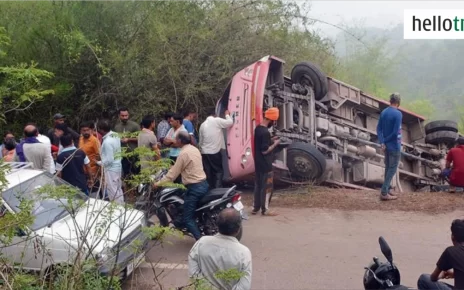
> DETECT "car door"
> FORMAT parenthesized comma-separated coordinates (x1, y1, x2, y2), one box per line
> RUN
(0, 202, 45, 271)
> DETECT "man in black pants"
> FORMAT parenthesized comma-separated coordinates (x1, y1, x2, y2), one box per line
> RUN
(199, 108, 233, 189)
(252, 107, 280, 216)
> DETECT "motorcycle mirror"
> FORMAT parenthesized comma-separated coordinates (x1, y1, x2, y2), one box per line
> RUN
(364, 267, 385, 286)
(378, 236, 393, 265)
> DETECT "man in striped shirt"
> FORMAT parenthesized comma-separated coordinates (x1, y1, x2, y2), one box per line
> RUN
(157, 112, 173, 159)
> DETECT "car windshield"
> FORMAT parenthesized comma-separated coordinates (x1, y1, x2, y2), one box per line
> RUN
(2, 173, 88, 231)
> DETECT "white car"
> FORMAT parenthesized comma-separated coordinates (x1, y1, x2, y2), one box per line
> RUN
(0, 162, 148, 280)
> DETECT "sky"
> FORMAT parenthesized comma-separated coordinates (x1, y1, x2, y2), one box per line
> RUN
(308, 1, 464, 39)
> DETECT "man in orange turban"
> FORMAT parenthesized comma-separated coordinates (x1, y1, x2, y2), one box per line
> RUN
(252, 107, 281, 216)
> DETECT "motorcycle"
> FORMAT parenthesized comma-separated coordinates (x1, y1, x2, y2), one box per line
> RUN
(363, 236, 413, 290)
(135, 170, 248, 240)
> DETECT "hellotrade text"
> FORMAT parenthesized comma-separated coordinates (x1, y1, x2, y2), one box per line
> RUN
(412, 15, 464, 32)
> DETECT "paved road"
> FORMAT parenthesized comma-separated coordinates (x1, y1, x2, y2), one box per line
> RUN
(124, 207, 462, 290)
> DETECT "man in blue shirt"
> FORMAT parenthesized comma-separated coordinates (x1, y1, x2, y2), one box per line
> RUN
(183, 109, 198, 146)
(376, 93, 403, 201)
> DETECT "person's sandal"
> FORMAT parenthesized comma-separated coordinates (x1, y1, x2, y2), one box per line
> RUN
(449, 186, 456, 193)
(251, 209, 259, 215)
(388, 190, 398, 196)
(380, 194, 398, 201)
(262, 210, 279, 216)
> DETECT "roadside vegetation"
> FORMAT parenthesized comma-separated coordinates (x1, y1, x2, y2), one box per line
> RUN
(1, 1, 462, 134)
(0, 0, 336, 133)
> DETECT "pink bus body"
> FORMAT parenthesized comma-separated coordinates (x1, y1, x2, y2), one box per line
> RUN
(216, 56, 457, 192)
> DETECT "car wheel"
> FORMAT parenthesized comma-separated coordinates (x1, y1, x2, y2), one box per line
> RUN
(424, 120, 458, 134)
(291, 61, 328, 101)
(287, 142, 327, 180)
(425, 130, 458, 146)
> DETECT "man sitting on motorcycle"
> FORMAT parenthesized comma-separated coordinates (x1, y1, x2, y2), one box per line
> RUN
(417, 219, 464, 290)
(154, 131, 209, 240)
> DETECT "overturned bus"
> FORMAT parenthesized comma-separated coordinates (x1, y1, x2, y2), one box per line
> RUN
(216, 55, 460, 192)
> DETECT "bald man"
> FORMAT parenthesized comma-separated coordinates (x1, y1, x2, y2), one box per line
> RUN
(188, 208, 252, 290)
(14, 125, 52, 171)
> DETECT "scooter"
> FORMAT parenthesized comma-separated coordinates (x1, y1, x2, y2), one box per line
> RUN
(363, 236, 413, 290)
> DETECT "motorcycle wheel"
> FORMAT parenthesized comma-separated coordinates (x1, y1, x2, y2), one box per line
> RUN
(202, 208, 224, 236)
(156, 207, 169, 227)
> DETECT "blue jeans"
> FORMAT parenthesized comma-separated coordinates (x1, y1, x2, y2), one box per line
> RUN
(381, 150, 401, 195)
(417, 274, 453, 290)
(442, 168, 451, 179)
(183, 180, 209, 240)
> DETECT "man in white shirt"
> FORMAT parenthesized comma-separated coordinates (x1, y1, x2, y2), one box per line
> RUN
(199, 109, 233, 189)
(188, 208, 251, 290)
(37, 128, 56, 174)
(96, 119, 124, 204)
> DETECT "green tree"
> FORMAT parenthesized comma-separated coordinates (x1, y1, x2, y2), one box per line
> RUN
(334, 26, 399, 100)
(0, 0, 337, 130)
(402, 99, 435, 118)
(0, 27, 54, 123)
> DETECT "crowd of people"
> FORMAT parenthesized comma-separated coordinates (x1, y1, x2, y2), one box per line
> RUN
(0, 107, 238, 199)
(1, 106, 249, 237)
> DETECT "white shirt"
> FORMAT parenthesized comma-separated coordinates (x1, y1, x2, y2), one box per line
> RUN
(97, 131, 122, 172)
(188, 234, 252, 290)
(199, 115, 233, 154)
(37, 134, 56, 174)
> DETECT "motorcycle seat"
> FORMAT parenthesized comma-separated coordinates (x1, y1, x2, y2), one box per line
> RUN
(200, 188, 232, 204)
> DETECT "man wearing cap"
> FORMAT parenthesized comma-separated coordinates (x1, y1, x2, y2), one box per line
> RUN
(377, 93, 403, 201)
(47, 113, 80, 147)
(252, 107, 281, 216)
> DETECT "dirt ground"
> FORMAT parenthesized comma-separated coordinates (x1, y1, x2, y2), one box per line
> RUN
(240, 185, 464, 214)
